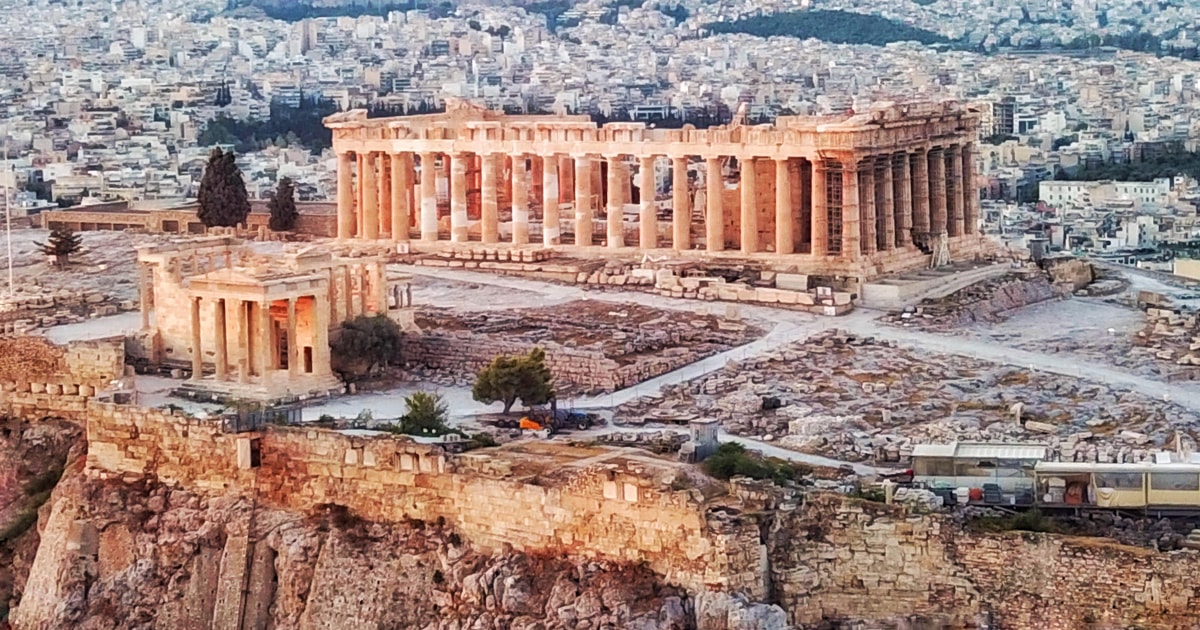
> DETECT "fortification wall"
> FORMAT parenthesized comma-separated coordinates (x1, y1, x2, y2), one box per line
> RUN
(772, 494, 1200, 629)
(0, 337, 125, 420)
(80, 402, 767, 598)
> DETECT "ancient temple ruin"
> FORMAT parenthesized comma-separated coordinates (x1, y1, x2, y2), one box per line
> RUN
(133, 237, 413, 401)
(325, 99, 986, 280)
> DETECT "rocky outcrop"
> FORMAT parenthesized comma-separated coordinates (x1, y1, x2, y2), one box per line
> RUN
(10, 472, 695, 630)
(0, 417, 82, 627)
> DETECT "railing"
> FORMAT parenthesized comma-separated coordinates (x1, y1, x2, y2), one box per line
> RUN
(221, 403, 303, 434)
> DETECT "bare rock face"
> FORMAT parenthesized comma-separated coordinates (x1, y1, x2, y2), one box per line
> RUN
(0, 417, 83, 624)
(10, 472, 694, 630)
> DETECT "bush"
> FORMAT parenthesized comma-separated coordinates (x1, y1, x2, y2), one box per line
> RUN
(330, 314, 402, 382)
(969, 509, 1063, 534)
(703, 443, 810, 485)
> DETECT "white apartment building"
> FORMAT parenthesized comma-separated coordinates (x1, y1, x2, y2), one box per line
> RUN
(1040, 178, 1172, 209)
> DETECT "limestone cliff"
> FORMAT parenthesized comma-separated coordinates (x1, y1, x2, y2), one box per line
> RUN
(10, 469, 697, 630)
(0, 418, 82, 627)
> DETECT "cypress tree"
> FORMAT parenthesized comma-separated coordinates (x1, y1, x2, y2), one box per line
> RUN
(197, 147, 251, 227)
(267, 177, 299, 231)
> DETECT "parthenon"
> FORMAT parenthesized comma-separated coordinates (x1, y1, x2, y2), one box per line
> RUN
(325, 99, 986, 279)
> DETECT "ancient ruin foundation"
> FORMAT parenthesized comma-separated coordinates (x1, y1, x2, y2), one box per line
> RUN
(326, 100, 986, 281)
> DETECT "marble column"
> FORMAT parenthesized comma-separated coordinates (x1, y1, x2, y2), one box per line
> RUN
(337, 152, 355, 240)
(139, 265, 151, 330)
(671, 157, 690, 250)
(257, 300, 272, 374)
(236, 300, 249, 384)
(894, 153, 912, 247)
(542, 155, 560, 245)
(739, 157, 758, 254)
(419, 152, 438, 241)
(929, 148, 947, 236)
(860, 161, 876, 255)
(606, 155, 624, 248)
(378, 153, 391, 237)
(841, 160, 861, 259)
(450, 153, 469, 243)
(391, 152, 410, 242)
(705, 157, 723, 252)
(881, 157, 896, 250)
(639, 156, 656, 249)
(314, 292, 331, 378)
(512, 155, 529, 245)
(962, 142, 977, 234)
(286, 297, 299, 378)
(370, 262, 387, 313)
(574, 155, 594, 246)
(775, 158, 793, 255)
(190, 296, 202, 379)
(912, 150, 931, 242)
(811, 161, 827, 257)
(362, 152, 379, 240)
(481, 153, 499, 243)
(948, 144, 964, 236)
(356, 153, 365, 236)
(213, 298, 227, 381)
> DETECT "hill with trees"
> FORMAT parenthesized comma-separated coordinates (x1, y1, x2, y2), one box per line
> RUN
(704, 10, 953, 47)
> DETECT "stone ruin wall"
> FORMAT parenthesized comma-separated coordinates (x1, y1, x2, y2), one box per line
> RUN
(771, 494, 1200, 629)
(0, 337, 125, 421)
(399, 331, 703, 394)
(0, 290, 130, 335)
(80, 400, 768, 600)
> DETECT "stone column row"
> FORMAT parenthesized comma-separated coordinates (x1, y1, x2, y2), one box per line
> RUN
(189, 296, 308, 382)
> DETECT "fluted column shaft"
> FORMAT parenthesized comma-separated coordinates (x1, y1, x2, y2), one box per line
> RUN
(419, 153, 438, 241)
(929, 148, 947, 236)
(574, 155, 594, 246)
(811, 162, 828, 256)
(378, 154, 391, 236)
(481, 153, 499, 243)
(450, 153, 469, 242)
(362, 152, 379, 239)
(190, 296, 202, 379)
(606, 156, 624, 248)
(860, 161, 876, 255)
(775, 159, 793, 255)
(337, 152, 355, 240)
(963, 142, 978, 234)
(740, 157, 758, 254)
(895, 154, 912, 247)
(912, 150, 931, 242)
(391, 153, 410, 242)
(512, 155, 529, 245)
(639, 156, 656, 249)
(671, 157, 690, 250)
(214, 299, 228, 381)
(705, 157, 723, 252)
(949, 144, 965, 236)
(542, 155, 560, 245)
(841, 160, 861, 260)
(881, 157, 895, 250)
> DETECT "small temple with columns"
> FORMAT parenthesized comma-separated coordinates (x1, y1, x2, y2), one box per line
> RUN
(132, 237, 413, 401)
(325, 99, 987, 281)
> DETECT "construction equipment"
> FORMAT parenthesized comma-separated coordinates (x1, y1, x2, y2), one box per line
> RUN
(519, 398, 598, 435)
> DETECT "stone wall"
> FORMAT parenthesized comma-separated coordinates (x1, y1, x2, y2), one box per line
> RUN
(79, 401, 768, 601)
(771, 494, 1200, 629)
(0, 337, 125, 408)
(399, 331, 710, 394)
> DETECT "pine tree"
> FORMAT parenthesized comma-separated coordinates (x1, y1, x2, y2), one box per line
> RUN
(35, 227, 83, 267)
(197, 147, 251, 228)
(267, 177, 299, 231)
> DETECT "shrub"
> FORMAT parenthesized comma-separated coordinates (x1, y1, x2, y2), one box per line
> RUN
(330, 314, 402, 382)
(472, 348, 554, 414)
(703, 442, 810, 485)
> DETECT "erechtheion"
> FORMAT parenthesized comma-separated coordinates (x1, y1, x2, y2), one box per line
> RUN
(133, 237, 413, 401)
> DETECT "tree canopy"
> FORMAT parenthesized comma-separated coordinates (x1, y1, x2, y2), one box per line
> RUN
(35, 228, 82, 267)
(704, 10, 952, 47)
(197, 147, 251, 228)
(267, 177, 299, 231)
(472, 348, 555, 414)
(399, 391, 450, 434)
(329, 314, 402, 382)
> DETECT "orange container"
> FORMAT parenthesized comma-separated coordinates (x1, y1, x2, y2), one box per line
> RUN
(968, 487, 984, 502)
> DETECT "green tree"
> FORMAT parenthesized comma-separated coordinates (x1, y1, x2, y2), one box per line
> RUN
(267, 177, 299, 231)
(401, 391, 449, 433)
(329, 314, 401, 381)
(472, 347, 554, 414)
(34, 228, 82, 267)
(197, 147, 251, 227)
